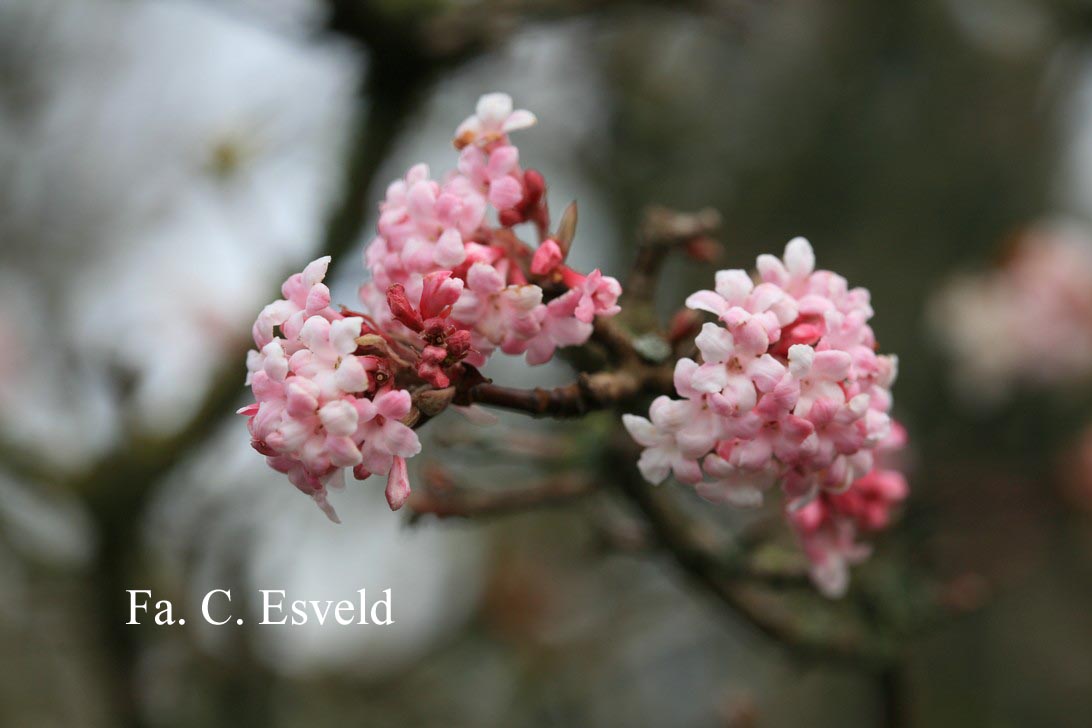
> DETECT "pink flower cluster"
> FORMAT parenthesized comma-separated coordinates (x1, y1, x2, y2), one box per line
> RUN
(624, 237, 905, 595)
(241, 94, 622, 521)
(358, 92, 621, 367)
(789, 424, 908, 596)
(241, 257, 420, 522)
(931, 223, 1092, 401)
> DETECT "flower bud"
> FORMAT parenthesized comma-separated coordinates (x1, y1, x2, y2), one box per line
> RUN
(387, 283, 424, 332)
(415, 386, 456, 416)
(554, 201, 578, 255)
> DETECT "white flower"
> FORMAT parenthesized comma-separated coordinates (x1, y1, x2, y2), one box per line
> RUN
(453, 93, 537, 149)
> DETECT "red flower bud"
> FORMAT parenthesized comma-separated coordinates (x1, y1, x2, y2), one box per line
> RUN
(446, 329, 473, 359)
(386, 283, 423, 332)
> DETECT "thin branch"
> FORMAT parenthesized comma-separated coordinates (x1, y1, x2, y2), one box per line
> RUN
(625, 205, 722, 303)
(614, 459, 899, 667)
(407, 468, 596, 522)
(465, 370, 645, 418)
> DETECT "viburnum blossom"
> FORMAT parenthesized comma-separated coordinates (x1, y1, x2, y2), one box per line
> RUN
(242, 93, 623, 519)
(358, 92, 621, 366)
(930, 223, 1092, 400)
(789, 424, 909, 597)
(624, 237, 906, 595)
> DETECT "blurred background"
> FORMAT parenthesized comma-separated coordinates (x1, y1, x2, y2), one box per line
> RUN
(3, 0, 1092, 725)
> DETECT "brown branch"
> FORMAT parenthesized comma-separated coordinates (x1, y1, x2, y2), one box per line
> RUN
(625, 205, 723, 303)
(465, 370, 647, 418)
(407, 469, 597, 522)
(614, 459, 899, 668)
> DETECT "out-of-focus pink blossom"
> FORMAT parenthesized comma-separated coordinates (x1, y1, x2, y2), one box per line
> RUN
(931, 223, 1092, 401)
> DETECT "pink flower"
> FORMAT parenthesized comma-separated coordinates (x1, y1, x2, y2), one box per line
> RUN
(360, 94, 622, 372)
(453, 92, 537, 150)
(531, 239, 564, 276)
(787, 344, 851, 416)
(756, 236, 816, 292)
(452, 262, 543, 363)
(385, 456, 412, 511)
(525, 289, 594, 365)
(458, 144, 524, 210)
(685, 267, 796, 338)
(626, 236, 905, 596)
(355, 389, 421, 482)
(698, 454, 778, 507)
(622, 396, 706, 485)
(386, 272, 473, 388)
(571, 269, 622, 323)
(251, 256, 338, 350)
(242, 262, 427, 522)
(688, 322, 785, 416)
(789, 423, 909, 596)
(245, 93, 627, 520)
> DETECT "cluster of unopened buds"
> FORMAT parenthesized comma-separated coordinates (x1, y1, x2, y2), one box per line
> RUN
(240, 93, 907, 596)
(624, 237, 906, 595)
(241, 93, 622, 522)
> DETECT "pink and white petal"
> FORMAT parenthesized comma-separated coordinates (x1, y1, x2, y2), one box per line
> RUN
(305, 283, 331, 314)
(330, 317, 364, 355)
(671, 456, 704, 485)
(524, 336, 556, 366)
(319, 400, 358, 437)
(382, 422, 423, 458)
(747, 354, 786, 393)
(713, 269, 754, 304)
(730, 437, 774, 470)
(360, 444, 394, 477)
(747, 282, 785, 315)
(622, 414, 661, 448)
(811, 350, 852, 381)
(676, 423, 718, 460)
(476, 92, 513, 125)
(691, 362, 730, 394)
(454, 116, 482, 142)
(384, 456, 412, 511)
(502, 108, 537, 132)
(649, 395, 691, 430)
(467, 262, 506, 294)
(487, 145, 519, 175)
(325, 435, 362, 468)
(695, 322, 734, 363)
(353, 397, 378, 423)
(549, 316, 594, 348)
(685, 290, 728, 316)
(733, 318, 770, 357)
(783, 237, 815, 277)
(756, 254, 789, 285)
(312, 490, 341, 524)
(301, 256, 332, 287)
(673, 358, 702, 399)
(335, 356, 368, 393)
(374, 388, 412, 420)
(637, 448, 672, 484)
(788, 344, 816, 378)
(434, 228, 467, 267)
(488, 176, 524, 210)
